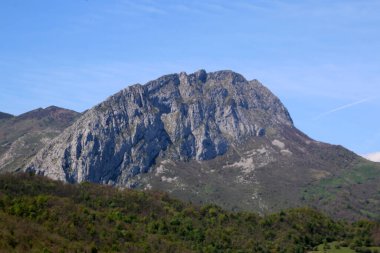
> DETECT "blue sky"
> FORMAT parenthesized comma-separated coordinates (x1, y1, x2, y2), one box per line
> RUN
(0, 0, 379, 156)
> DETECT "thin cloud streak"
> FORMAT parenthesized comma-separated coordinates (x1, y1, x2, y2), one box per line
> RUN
(313, 97, 375, 120)
(121, 0, 167, 15)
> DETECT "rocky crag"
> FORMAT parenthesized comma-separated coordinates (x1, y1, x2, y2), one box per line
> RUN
(25, 70, 380, 220)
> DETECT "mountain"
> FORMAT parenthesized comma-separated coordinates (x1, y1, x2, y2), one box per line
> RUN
(25, 70, 380, 220)
(0, 106, 80, 172)
(0, 173, 379, 252)
(0, 112, 13, 120)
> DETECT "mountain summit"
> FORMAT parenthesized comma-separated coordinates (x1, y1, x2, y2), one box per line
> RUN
(26, 70, 380, 220)
(27, 70, 293, 182)
(0, 106, 80, 172)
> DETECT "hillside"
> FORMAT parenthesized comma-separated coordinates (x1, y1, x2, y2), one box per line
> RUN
(0, 173, 379, 253)
(0, 112, 13, 120)
(0, 106, 80, 172)
(24, 70, 380, 221)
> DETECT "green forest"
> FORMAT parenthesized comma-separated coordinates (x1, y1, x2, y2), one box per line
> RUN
(0, 173, 379, 253)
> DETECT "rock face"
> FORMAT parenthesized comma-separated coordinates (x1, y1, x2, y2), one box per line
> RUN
(27, 70, 292, 184)
(25, 70, 380, 220)
(0, 106, 80, 172)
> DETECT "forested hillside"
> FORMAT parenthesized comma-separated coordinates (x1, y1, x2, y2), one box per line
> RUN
(0, 173, 379, 253)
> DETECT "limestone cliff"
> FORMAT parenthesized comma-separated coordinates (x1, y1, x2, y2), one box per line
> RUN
(26, 70, 292, 185)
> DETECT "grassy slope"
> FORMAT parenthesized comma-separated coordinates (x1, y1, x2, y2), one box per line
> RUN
(0, 173, 379, 253)
(309, 241, 380, 253)
(302, 160, 380, 221)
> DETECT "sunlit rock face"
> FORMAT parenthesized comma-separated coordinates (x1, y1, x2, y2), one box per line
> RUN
(26, 70, 292, 185)
(25, 70, 380, 221)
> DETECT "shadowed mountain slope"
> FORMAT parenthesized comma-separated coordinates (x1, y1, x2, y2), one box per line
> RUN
(0, 112, 13, 120)
(0, 106, 80, 172)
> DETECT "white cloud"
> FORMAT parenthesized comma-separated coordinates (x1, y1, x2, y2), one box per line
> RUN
(363, 152, 380, 162)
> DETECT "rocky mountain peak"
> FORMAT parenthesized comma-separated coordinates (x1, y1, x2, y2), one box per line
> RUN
(20, 70, 380, 220)
(26, 70, 293, 185)
(17, 106, 79, 122)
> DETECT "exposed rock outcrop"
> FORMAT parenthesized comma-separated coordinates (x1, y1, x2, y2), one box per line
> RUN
(24, 70, 380, 220)
(26, 70, 292, 185)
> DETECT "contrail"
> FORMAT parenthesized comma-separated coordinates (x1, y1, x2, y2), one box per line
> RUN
(313, 97, 374, 120)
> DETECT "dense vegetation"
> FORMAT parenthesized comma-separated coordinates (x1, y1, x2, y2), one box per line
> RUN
(310, 241, 380, 253)
(0, 173, 379, 253)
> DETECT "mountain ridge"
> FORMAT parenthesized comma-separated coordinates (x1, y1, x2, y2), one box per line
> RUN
(0, 112, 13, 120)
(21, 70, 380, 220)
(0, 106, 80, 172)
(27, 70, 293, 183)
